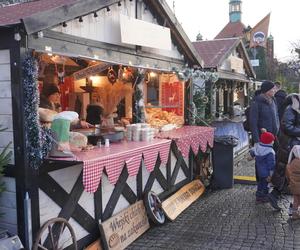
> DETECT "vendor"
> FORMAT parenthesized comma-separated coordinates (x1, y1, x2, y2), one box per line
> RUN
(40, 83, 92, 129)
(40, 83, 62, 112)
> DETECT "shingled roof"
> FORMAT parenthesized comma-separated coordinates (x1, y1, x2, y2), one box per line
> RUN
(193, 38, 238, 68)
(214, 21, 246, 39)
(0, 0, 77, 26)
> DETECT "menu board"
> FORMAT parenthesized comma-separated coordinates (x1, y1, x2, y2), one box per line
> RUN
(160, 81, 184, 116)
(99, 201, 150, 250)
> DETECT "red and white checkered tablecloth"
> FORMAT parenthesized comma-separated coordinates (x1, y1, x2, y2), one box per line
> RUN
(156, 126, 214, 158)
(70, 139, 171, 193)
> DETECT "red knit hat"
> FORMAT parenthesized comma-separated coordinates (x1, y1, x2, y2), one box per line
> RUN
(260, 132, 275, 144)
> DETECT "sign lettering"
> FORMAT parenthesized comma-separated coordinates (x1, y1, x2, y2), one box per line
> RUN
(162, 180, 205, 221)
(100, 201, 150, 250)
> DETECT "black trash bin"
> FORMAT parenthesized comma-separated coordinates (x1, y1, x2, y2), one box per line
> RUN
(212, 135, 238, 189)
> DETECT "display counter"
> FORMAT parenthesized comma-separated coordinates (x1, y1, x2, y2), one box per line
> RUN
(38, 126, 214, 248)
(61, 139, 172, 193)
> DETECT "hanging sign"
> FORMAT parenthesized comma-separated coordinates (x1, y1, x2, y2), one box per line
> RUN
(73, 63, 111, 80)
(120, 14, 172, 50)
(162, 180, 205, 221)
(99, 200, 150, 250)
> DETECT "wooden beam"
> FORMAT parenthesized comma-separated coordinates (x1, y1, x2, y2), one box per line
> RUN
(122, 183, 138, 204)
(22, 0, 120, 35)
(102, 167, 129, 220)
(28, 30, 185, 71)
(136, 164, 143, 200)
(40, 160, 83, 174)
(38, 173, 96, 233)
(94, 184, 103, 222)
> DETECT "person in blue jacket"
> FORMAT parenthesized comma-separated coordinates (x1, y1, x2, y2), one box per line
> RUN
(250, 131, 277, 208)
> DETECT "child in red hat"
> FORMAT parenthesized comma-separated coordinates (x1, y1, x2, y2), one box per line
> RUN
(250, 130, 277, 207)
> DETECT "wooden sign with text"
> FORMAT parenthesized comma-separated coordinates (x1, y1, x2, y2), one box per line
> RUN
(162, 180, 205, 221)
(99, 200, 150, 250)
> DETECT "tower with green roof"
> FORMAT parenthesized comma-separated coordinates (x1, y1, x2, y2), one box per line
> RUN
(229, 0, 242, 23)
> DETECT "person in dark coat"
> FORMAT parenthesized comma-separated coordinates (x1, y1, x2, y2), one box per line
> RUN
(40, 83, 62, 112)
(249, 80, 279, 145)
(274, 81, 287, 122)
(40, 83, 91, 129)
(269, 94, 300, 209)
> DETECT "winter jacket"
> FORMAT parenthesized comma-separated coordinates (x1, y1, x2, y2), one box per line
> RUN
(250, 143, 275, 178)
(286, 158, 300, 195)
(275, 89, 287, 122)
(272, 105, 300, 189)
(249, 94, 279, 143)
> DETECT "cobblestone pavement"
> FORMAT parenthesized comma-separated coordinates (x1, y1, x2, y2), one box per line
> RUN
(128, 159, 300, 250)
(234, 155, 256, 177)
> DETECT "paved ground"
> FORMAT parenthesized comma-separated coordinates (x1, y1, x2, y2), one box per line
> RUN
(128, 157, 300, 250)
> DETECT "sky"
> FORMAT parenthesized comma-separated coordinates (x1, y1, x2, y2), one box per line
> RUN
(165, 0, 300, 62)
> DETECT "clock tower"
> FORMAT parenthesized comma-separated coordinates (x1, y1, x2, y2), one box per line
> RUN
(229, 0, 242, 23)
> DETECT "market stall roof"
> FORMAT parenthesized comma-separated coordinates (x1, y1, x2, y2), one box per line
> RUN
(214, 21, 246, 39)
(0, 0, 203, 68)
(193, 37, 255, 79)
(0, 0, 77, 26)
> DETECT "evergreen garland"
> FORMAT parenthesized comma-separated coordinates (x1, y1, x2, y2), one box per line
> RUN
(23, 54, 44, 169)
(172, 67, 219, 125)
(132, 69, 146, 123)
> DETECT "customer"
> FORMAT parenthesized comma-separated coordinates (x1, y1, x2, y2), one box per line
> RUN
(274, 81, 287, 122)
(270, 94, 300, 209)
(249, 80, 279, 146)
(249, 131, 276, 206)
(286, 145, 300, 220)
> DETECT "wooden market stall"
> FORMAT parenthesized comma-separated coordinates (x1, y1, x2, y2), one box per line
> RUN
(193, 37, 256, 158)
(0, 0, 214, 249)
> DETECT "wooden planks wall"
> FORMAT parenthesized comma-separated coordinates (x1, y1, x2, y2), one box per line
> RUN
(0, 49, 14, 164)
(0, 177, 17, 234)
(0, 49, 17, 234)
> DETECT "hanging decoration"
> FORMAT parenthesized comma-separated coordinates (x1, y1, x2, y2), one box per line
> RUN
(52, 55, 66, 85)
(132, 69, 146, 123)
(172, 66, 219, 125)
(23, 54, 45, 169)
(107, 67, 117, 84)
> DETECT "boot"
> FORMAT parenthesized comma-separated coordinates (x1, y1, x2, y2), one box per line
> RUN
(49, 119, 73, 158)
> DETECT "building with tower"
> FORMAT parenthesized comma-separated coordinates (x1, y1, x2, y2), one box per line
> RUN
(215, 0, 275, 81)
(215, 0, 245, 39)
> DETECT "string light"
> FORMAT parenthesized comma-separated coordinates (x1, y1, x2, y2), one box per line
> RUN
(106, 6, 110, 12)
(118, 1, 121, 7)
(62, 22, 67, 27)
(79, 16, 83, 22)
(93, 12, 98, 18)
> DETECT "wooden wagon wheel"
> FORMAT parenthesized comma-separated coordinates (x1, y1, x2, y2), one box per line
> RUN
(33, 217, 77, 250)
(144, 191, 165, 225)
